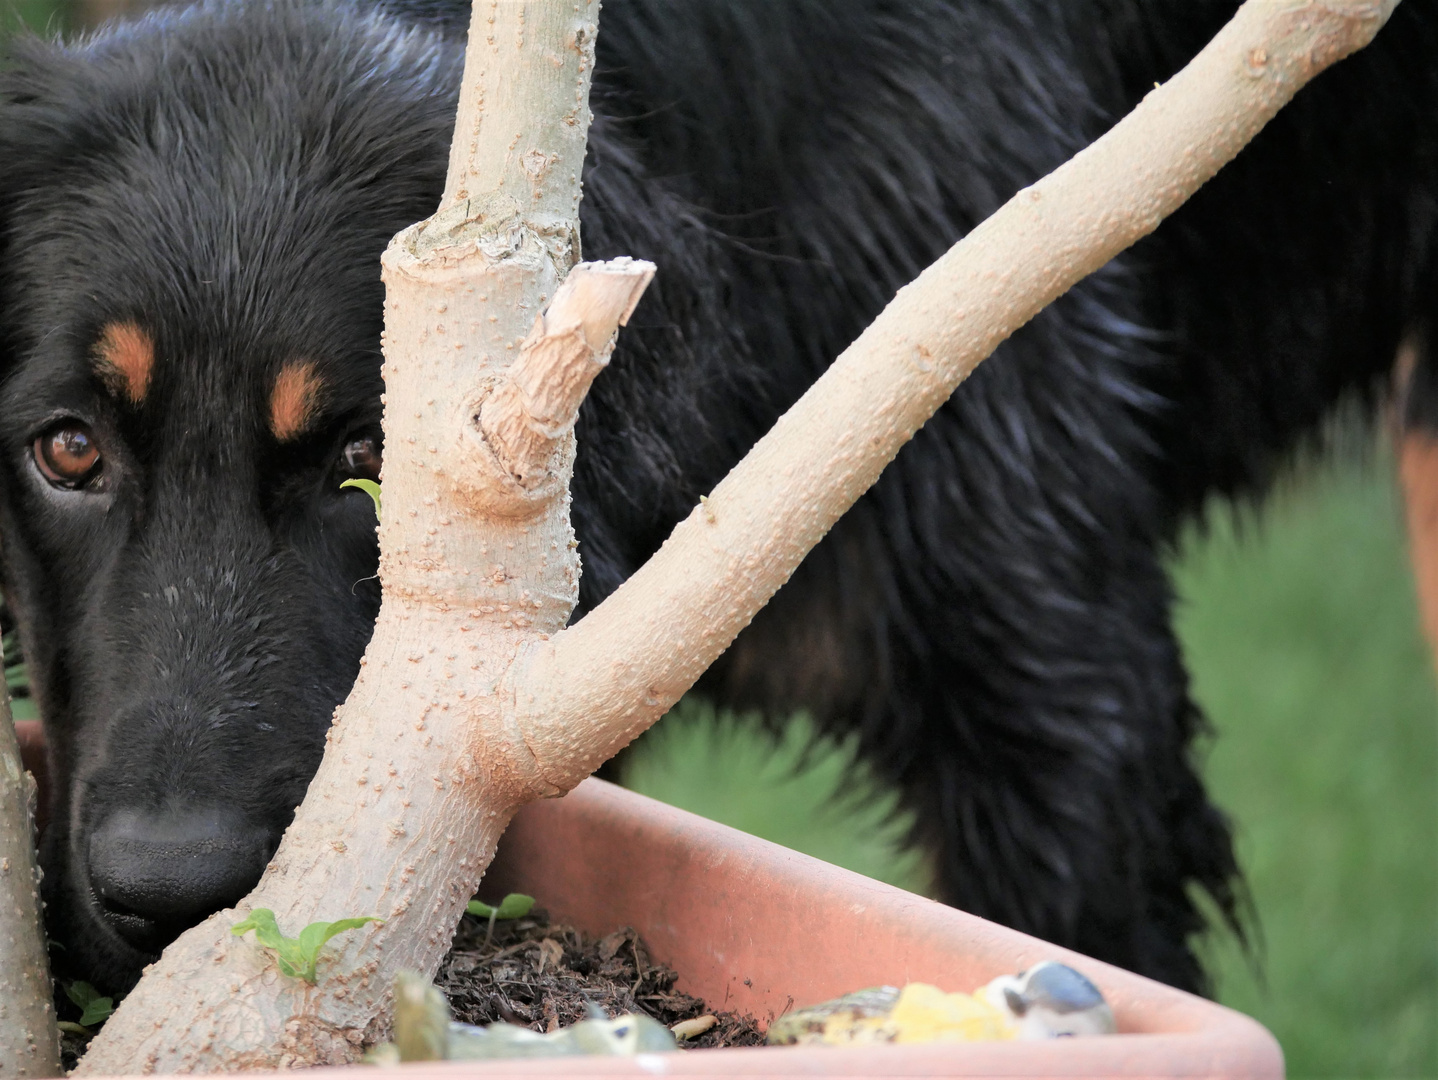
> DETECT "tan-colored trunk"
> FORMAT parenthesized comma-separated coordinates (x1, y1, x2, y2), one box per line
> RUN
(71, 0, 1397, 1072)
(0, 696, 61, 1078)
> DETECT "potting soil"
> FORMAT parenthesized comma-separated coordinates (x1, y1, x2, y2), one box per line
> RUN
(437, 907, 766, 1051)
(53, 907, 764, 1068)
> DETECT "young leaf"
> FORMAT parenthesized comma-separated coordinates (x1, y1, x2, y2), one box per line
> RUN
(340, 478, 382, 517)
(79, 997, 115, 1027)
(232, 908, 304, 977)
(233, 908, 382, 983)
(296, 921, 335, 966)
(295, 917, 385, 982)
(65, 981, 115, 1029)
(466, 893, 535, 920)
(65, 981, 100, 1009)
(315, 915, 387, 944)
(231, 908, 286, 952)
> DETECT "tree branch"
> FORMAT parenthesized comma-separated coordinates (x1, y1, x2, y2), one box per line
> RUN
(0, 698, 61, 1079)
(514, 0, 1401, 786)
(70, 0, 1399, 1071)
(74, 2, 609, 1072)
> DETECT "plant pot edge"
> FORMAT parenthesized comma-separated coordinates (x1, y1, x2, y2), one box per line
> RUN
(13, 719, 1283, 1078)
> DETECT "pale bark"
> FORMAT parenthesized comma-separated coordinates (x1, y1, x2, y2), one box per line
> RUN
(73, 0, 1397, 1072)
(77, 1, 608, 1071)
(479, 258, 654, 488)
(0, 698, 61, 1078)
(515, 0, 1402, 786)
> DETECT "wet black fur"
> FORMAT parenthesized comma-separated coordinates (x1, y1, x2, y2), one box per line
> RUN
(1, 0, 1434, 995)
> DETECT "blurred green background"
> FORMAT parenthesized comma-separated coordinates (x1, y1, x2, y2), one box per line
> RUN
(4, 2, 1436, 1074)
(0, 0, 65, 37)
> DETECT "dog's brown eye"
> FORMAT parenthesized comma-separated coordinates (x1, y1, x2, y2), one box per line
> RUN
(341, 435, 381, 481)
(33, 424, 102, 488)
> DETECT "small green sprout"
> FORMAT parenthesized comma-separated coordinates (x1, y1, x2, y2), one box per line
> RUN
(230, 908, 383, 984)
(340, 478, 382, 518)
(466, 893, 535, 921)
(59, 981, 113, 1035)
(466, 892, 535, 946)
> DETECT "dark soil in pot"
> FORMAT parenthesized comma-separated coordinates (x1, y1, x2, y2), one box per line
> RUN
(437, 907, 766, 1051)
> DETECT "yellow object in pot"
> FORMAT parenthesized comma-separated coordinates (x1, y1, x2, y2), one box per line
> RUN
(808, 983, 1017, 1046)
(883, 982, 1017, 1044)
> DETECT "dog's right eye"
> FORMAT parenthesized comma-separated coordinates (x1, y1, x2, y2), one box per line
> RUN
(33, 423, 104, 490)
(340, 434, 382, 481)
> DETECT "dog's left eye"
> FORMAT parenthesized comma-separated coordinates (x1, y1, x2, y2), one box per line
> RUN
(33, 423, 104, 490)
(340, 434, 382, 481)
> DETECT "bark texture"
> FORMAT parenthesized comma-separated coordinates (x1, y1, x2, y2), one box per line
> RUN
(0, 699, 61, 1078)
(73, 0, 1397, 1072)
(76, 1, 610, 1071)
(514, 0, 1402, 786)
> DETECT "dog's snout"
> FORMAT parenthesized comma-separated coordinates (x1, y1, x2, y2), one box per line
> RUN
(88, 807, 273, 950)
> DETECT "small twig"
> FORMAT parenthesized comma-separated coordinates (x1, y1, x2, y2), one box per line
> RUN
(629, 938, 646, 997)
(482, 940, 537, 965)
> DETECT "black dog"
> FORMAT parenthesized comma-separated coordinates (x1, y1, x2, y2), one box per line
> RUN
(1, 0, 1434, 996)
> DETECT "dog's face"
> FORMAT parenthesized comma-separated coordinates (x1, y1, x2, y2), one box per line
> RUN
(0, 4, 460, 990)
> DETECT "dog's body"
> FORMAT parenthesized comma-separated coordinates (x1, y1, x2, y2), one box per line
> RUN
(1, 0, 1434, 995)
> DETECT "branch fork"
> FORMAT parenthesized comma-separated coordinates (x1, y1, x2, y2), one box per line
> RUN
(67, 0, 1398, 1071)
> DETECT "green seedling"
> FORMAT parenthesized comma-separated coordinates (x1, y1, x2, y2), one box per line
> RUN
(340, 478, 382, 517)
(231, 908, 383, 984)
(466, 893, 535, 921)
(59, 980, 114, 1036)
(466, 892, 535, 946)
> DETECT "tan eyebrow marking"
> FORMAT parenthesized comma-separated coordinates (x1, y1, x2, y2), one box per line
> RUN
(92, 322, 155, 405)
(269, 360, 324, 442)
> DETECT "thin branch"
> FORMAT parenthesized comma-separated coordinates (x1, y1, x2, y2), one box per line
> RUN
(439, 0, 597, 248)
(514, 0, 1402, 784)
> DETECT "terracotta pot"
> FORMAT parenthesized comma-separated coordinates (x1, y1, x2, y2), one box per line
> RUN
(14, 720, 1282, 1077)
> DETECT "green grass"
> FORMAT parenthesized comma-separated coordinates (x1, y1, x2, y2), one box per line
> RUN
(626, 452, 1438, 1078)
(1177, 459, 1438, 1078)
(625, 701, 928, 893)
(0, 0, 65, 38)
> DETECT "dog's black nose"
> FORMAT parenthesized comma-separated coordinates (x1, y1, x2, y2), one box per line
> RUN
(88, 807, 272, 950)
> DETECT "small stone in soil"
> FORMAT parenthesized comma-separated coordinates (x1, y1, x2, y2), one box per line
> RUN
(436, 908, 766, 1051)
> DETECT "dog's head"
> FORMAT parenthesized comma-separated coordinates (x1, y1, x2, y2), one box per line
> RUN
(0, 1, 460, 990)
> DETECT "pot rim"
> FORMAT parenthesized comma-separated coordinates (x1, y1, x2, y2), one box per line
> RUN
(13, 720, 1282, 1078)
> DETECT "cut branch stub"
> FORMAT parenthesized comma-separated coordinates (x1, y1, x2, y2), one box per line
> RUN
(480, 258, 655, 488)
